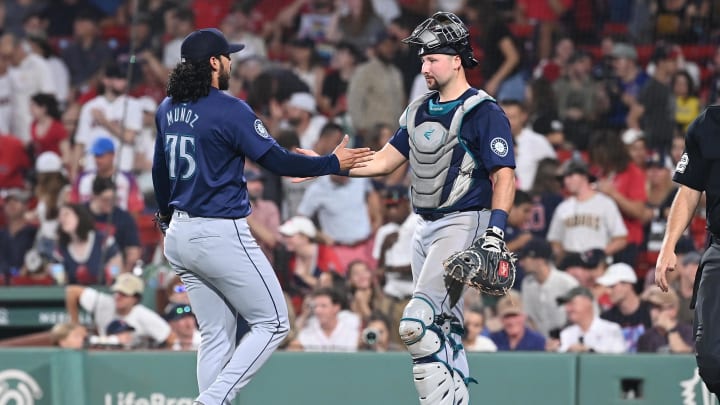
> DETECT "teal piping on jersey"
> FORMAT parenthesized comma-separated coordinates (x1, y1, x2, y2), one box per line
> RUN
(428, 98, 463, 115)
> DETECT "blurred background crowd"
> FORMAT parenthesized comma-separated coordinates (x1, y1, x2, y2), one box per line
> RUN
(1, 0, 720, 354)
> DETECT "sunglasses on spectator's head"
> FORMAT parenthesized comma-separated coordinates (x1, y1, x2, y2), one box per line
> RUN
(175, 305, 192, 315)
(173, 284, 187, 293)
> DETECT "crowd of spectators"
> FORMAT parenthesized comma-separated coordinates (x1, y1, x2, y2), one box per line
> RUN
(1, 0, 719, 354)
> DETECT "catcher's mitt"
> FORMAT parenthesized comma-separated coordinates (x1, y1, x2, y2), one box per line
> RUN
(443, 231, 517, 307)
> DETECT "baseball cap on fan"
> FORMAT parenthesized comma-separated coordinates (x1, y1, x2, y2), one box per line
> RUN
(596, 263, 637, 287)
(111, 273, 145, 296)
(181, 28, 245, 63)
(279, 216, 317, 238)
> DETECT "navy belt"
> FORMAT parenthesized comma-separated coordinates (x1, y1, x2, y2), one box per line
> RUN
(175, 210, 243, 220)
(419, 207, 485, 221)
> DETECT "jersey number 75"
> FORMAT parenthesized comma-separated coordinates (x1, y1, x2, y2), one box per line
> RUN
(166, 134, 196, 180)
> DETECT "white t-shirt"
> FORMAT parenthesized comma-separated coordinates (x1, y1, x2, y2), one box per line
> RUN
(0, 73, 13, 135)
(464, 335, 498, 352)
(73, 170, 141, 212)
(171, 330, 201, 351)
(79, 288, 171, 345)
(299, 115, 329, 150)
(9, 53, 56, 142)
(514, 127, 556, 191)
(372, 214, 419, 299)
(75, 95, 142, 172)
(521, 268, 579, 337)
(47, 56, 71, 104)
(298, 177, 372, 244)
(163, 38, 182, 68)
(559, 317, 625, 354)
(297, 310, 360, 352)
(547, 193, 628, 252)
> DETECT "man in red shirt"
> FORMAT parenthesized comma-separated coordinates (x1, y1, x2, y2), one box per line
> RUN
(0, 133, 31, 189)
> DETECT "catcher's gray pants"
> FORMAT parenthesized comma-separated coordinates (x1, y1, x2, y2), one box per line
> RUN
(410, 210, 489, 378)
(164, 211, 289, 405)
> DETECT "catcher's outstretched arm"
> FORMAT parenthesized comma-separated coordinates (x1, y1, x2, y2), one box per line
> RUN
(349, 143, 407, 178)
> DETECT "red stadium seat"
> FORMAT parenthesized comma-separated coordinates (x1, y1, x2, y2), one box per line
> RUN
(509, 23, 535, 39)
(136, 213, 162, 262)
(636, 45, 654, 66)
(680, 45, 716, 64)
(602, 23, 629, 37)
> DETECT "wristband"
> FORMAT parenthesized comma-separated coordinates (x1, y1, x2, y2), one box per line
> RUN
(488, 209, 508, 232)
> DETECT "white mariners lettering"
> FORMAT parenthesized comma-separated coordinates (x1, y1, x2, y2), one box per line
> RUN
(166, 107, 200, 128)
(490, 137, 509, 157)
(254, 119, 269, 138)
(0, 369, 43, 405)
(103, 392, 194, 405)
(676, 153, 689, 174)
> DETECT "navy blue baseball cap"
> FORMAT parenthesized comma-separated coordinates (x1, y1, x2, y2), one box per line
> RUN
(106, 319, 135, 335)
(520, 237, 552, 260)
(181, 28, 245, 63)
(164, 303, 194, 322)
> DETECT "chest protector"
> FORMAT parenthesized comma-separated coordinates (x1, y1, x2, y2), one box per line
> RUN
(400, 90, 493, 209)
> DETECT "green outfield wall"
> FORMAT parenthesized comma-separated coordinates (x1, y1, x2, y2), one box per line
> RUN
(0, 349, 711, 405)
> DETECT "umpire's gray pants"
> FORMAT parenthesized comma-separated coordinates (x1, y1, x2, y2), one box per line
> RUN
(411, 210, 489, 378)
(164, 211, 289, 405)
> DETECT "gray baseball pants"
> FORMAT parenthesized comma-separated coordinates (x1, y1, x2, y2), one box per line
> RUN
(164, 211, 289, 405)
(410, 210, 489, 378)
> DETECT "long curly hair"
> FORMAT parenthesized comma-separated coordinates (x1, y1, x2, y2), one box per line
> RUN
(167, 61, 212, 104)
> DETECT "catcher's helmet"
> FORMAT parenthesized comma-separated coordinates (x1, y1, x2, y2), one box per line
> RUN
(402, 11, 479, 69)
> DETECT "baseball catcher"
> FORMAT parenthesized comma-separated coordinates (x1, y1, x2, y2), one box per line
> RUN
(301, 10, 518, 405)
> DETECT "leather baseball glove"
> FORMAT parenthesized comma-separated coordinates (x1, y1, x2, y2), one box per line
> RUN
(443, 227, 517, 307)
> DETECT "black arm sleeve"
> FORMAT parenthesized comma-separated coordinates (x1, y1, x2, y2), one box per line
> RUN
(256, 143, 341, 177)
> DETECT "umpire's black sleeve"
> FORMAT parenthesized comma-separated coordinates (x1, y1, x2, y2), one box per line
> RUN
(256, 143, 341, 177)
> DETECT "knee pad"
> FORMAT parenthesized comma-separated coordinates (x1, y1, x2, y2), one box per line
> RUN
(399, 297, 442, 359)
(413, 363, 455, 405)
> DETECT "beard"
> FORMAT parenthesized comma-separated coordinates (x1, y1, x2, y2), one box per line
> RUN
(425, 75, 445, 91)
(108, 85, 124, 97)
(218, 63, 230, 90)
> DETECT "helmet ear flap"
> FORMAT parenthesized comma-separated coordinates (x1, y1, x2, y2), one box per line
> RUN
(454, 40, 479, 69)
(460, 49, 479, 69)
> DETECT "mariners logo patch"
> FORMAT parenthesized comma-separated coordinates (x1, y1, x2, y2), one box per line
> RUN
(254, 119, 269, 138)
(490, 137, 509, 157)
(676, 153, 689, 174)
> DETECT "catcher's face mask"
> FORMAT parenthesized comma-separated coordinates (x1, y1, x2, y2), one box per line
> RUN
(402, 11, 479, 68)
